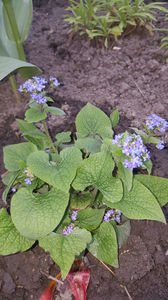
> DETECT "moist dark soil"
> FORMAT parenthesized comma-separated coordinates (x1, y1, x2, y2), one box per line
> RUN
(0, 0, 168, 299)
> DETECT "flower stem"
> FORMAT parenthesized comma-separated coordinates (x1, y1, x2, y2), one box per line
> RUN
(42, 120, 58, 154)
(9, 75, 21, 104)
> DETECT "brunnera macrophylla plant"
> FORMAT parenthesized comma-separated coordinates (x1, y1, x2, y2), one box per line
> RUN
(1, 77, 168, 279)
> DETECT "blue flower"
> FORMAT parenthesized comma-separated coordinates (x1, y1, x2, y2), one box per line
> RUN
(24, 178, 32, 185)
(156, 142, 164, 150)
(146, 114, 168, 133)
(63, 224, 74, 235)
(71, 210, 78, 221)
(113, 133, 150, 170)
(104, 209, 121, 223)
(31, 93, 47, 104)
(49, 76, 60, 87)
(18, 77, 47, 93)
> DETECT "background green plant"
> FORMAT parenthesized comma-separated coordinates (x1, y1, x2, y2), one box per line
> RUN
(65, 0, 168, 47)
(0, 0, 41, 103)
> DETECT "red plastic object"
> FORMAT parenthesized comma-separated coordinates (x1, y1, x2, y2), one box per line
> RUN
(39, 279, 56, 300)
(67, 268, 91, 300)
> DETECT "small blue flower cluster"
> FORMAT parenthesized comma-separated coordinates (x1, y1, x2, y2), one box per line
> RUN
(104, 209, 121, 223)
(18, 76, 60, 104)
(50, 76, 60, 87)
(112, 133, 150, 170)
(23, 168, 34, 185)
(146, 114, 168, 133)
(63, 223, 74, 235)
(71, 210, 78, 221)
(62, 210, 78, 235)
(19, 76, 47, 93)
(11, 187, 16, 193)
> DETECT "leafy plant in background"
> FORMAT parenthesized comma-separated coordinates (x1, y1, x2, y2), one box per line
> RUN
(1, 76, 168, 284)
(65, 0, 168, 47)
(0, 0, 41, 103)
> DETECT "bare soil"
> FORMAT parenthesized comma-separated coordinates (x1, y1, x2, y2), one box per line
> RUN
(0, 0, 168, 299)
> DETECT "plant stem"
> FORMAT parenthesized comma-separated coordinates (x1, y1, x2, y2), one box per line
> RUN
(42, 120, 58, 154)
(2, 0, 25, 61)
(9, 74, 21, 105)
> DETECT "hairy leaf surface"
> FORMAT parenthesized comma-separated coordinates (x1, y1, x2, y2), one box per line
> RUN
(135, 175, 168, 206)
(0, 208, 34, 255)
(88, 222, 118, 267)
(11, 188, 69, 239)
(39, 228, 92, 279)
(73, 152, 123, 203)
(76, 103, 113, 138)
(27, 147, 82, 192)
(107, 179, 166, 223)
(3, 142, 37, 171)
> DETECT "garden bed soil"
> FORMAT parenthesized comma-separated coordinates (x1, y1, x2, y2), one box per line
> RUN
(0, 0, 168, 299)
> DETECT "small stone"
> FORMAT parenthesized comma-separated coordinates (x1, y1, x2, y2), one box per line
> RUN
(147, 59, 160, 71)
(120, 82, 130, 93)
(2, 273, 16, 294)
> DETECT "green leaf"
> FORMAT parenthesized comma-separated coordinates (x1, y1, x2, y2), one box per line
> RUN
(77, 208, 105, 231)
(44, 105, 65, 116)
(2, 171, 19, 202)
(11, 188, 69, 240)
(17, 119, 49, 149)
(0, 56, 41, 81)
(142, 159, 152, 174)
(88, 222, 118, 267)
(109, 179, 166, 223)
(113, 220, 131, 248)
(110, 109, 119, 128)
(25, 107, 47, 123)
(27, 147, 82, 192)
(135, 175, 168, 207)
(72, 152, 123, 203)
(56, 131, 72, 144)
(76, 103, 113, 139)
(117, 162, 133, 192)
(3, 142, 37, 171)
(0, 208, 35, 255)
(3, 0, 33, 42)
(39, 228, 92, 279)
(71, 191, 92, 209)
(75, 136, 102, 154)
(0, 2, 18, 58)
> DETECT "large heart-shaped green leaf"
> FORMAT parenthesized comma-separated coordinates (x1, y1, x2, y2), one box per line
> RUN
(77, 208, 105, 231)
(72, 152, 123, 203)
(39, 228, 92, 279)
(3, 142, 37, 171)
(76, 103, 113, 139)
(27, 147, 82, 192)
(0, 56, 41, 81)
(135, 175, 168, 207)
(0, 208, 35, 255)
(107, 179, 166, 223)
(88, 222, 118, 267)
(3, 0, 33, 42)
(11, 188, 69, 239)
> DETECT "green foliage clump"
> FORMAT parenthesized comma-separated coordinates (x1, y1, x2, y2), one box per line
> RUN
(65, 0, 168, 47)
(1, 81, 168, 278)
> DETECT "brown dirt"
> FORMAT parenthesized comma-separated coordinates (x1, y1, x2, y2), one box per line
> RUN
(0, 0, 168, 299)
